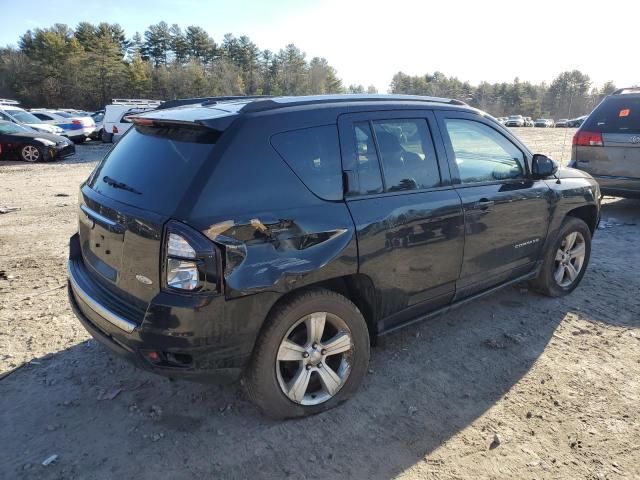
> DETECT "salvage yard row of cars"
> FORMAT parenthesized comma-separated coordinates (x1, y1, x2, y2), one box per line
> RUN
(0, 98, 163, 161)
(495, 115, 587, 127)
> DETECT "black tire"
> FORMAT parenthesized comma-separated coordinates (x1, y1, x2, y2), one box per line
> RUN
(101, 131, 113, 143)
(72, 136, 86, 144)
(531, 217, 591, 297)
(244, 288, 370, 419)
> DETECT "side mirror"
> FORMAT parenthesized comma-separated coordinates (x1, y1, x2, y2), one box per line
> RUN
(531, 154, 558, 179)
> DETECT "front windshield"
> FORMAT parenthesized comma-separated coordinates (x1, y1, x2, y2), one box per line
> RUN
(0, 122, 31, 134)
(10, 110, 43, 124)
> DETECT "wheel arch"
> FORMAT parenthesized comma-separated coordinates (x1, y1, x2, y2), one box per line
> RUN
(261, 273, 379, 344)
(566, 204, 598, 234)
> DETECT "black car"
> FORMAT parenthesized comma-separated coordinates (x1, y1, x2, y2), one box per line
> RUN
(0, 120, 75, 162)
(67, 95, 600, 418)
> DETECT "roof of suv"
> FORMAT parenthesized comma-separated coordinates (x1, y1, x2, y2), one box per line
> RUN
(138, 94, 472, 129)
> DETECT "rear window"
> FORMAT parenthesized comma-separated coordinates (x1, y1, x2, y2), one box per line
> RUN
(88, 125, 220, 215)
(584, 96, 640, 133)
(271, 125, 342, 201)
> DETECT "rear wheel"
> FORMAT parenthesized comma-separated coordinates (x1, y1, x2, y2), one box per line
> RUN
(531, 217, 591, 297)
(244, 289, 370, 419)
(20, 145, 41, 162)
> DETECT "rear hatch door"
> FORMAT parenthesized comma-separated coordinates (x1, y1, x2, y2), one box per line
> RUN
(80, 114, 229, 302)
(576, 95, 640, 178)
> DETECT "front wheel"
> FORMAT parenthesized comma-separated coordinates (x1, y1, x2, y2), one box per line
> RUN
(244, 289, 370, 419)
(531, 217, 591, 297)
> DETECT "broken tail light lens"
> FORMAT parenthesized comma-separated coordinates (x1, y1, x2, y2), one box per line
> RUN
(163, 222, 219, 293)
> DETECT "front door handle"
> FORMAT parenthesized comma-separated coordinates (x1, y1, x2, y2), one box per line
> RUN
(474, 198, 495, 210)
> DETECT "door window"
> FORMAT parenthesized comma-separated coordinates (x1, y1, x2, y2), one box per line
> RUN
(353, 122, 384, 195)
(444, 119, 524, 184)
(33, 113, 53, 121)
(373, 119, 440, 191)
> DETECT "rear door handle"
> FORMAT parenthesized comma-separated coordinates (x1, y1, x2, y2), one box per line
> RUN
(473, 199, 495, 210)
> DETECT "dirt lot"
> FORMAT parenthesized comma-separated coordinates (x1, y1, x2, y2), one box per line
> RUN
(1, 129, 639, 479)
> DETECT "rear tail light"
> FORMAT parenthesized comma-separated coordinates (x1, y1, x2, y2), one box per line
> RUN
(166, 233, 199, 290)
(163, 222, 219, 293)
(112, 125, 119, 134)
(573, 131, 603, 146)
(72, 119, 82, 125)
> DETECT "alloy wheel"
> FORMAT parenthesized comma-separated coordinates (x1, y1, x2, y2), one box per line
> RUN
(276, 311, 353, 406)
(554, 231, 586, 287)
(22, 145, 40, 162)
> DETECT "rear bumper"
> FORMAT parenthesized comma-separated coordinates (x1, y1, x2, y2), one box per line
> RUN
(67, 234, 253, 383)
(591, 175, 640, 198)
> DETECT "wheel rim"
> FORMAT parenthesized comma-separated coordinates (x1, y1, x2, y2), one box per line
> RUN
(554, 231, 586, 287)
(275, 311, 354, 406)
(22, 145, 40, 162)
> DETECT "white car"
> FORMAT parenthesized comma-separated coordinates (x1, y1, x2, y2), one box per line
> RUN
(102, 99, 162, 143)
(0, 100, 65, 136)
(30, 109, 96, 143)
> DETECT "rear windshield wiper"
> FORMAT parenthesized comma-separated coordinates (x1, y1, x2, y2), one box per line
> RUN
(102, 176, 142, 195)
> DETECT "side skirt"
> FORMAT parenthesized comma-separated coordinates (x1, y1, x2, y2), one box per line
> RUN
(378, 264, 541, 336)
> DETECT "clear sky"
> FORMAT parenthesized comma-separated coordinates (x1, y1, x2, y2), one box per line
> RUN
(1, 0, 637, 92)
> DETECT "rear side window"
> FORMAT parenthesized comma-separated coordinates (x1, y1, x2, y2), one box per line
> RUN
(353, 122, 384, 195)
(373, 119, 440, 191)
(584, 96, 640, 133)
(271, 125, 343, 201)
(88, 125, 220, 215)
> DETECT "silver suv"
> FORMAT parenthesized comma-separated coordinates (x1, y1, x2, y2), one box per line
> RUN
(571, 88, 640, 198)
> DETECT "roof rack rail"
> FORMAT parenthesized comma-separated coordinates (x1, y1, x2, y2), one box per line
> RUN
(111, 98, 163, 106)
(0, 98, 20, 106)
(239, 94, 466, 113)
(612, 87, 640, 95)
(156, 95, 272, 110)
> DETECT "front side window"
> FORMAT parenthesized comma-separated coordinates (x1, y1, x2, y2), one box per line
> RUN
(444, 119, 524, 184)
(33, 113, 53, 121)
(372, 119, 440, 191)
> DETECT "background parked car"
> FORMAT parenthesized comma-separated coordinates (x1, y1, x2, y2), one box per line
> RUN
(568, 115, 588, 128)
(0, 119, 75, 162)
(556, 118, 569, 127)
(102, 99, 162, 143)
(505, 115, 525, 127)
(0, 99, 65, 136)
(29, 109, 96, 143)
(535, 118, 554, 128)
(570, 87, 640, 198)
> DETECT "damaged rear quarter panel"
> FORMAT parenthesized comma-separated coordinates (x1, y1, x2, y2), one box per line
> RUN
(186, 113, 359, 300)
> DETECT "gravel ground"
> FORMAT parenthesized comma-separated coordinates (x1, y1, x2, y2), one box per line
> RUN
(0, 130, 639, 479)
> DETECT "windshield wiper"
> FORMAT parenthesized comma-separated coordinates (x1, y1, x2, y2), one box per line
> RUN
(102, 176, 142, 195)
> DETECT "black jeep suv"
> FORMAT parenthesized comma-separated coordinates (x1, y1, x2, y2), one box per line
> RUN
(68, 95, 600, 418)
